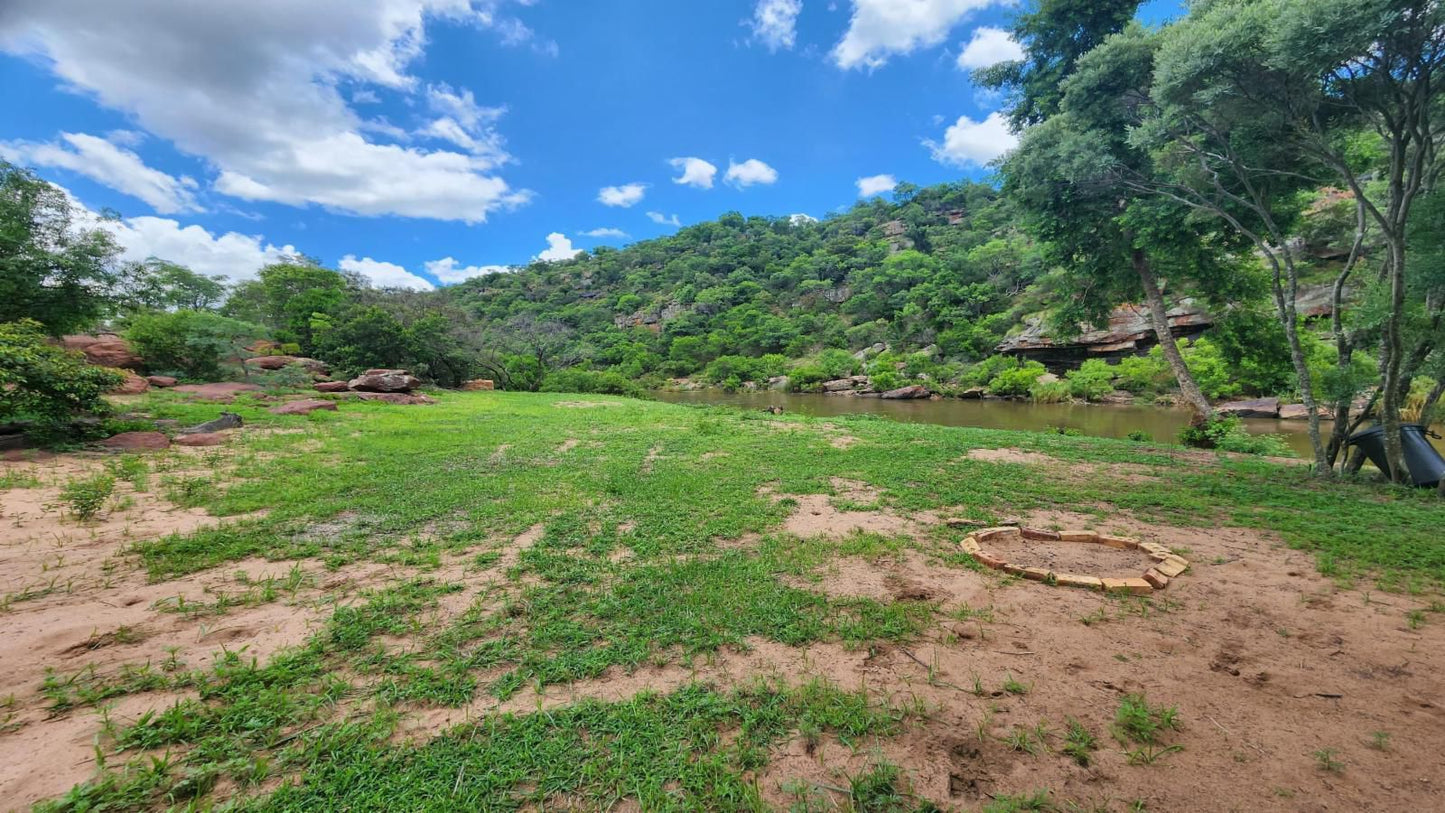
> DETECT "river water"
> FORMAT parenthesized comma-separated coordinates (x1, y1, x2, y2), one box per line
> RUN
(655, 389, 1445, 460)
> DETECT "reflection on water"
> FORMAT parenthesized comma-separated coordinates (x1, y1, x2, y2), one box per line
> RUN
(655, 389, 1445, 460)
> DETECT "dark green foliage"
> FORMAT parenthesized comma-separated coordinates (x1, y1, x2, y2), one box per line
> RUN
(0, 162, 121, 335)
(123, 310, 268, 381)
(0, 319, 124, 441)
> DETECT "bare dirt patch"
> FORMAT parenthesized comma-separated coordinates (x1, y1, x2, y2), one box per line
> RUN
(980, 535, 1159, 579)
(965, 447, 1061, 466)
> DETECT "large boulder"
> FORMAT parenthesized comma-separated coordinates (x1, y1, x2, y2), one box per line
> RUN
(314, 381, 350, 393)
(101, 431, 170, 451)
(61, 334, 142, 369)
(108, 371, 150, 395)
(269, 399, 338, 416)
(1217, 397, 1281, 419)
(180, 412, 243, 435)
(460, 379, 495, 391)
(348, 369, 420, 393)
(250, 355, 329, 374)
(352, 392, 435, 405)
(145, 375, 178, 388)
(881, 385, 931, 400)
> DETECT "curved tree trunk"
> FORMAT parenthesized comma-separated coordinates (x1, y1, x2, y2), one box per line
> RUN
(1379, 237, 1409, 483)
(1133, 249, 1212, 425)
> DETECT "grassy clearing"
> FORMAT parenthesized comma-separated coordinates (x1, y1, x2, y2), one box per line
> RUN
(25, 390, 1445, 809)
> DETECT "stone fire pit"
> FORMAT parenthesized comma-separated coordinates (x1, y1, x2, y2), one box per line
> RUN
(962, 526, 1189, 595)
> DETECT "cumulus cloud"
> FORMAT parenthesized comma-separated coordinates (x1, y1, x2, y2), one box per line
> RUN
(339, 254, 436, 290)
(598, 183, 647, 207)
(646, 211, 681, 227)
(750, 0, 803, 51)
(856, 173, 897, 197)
(0, 0, 533, 222)
(725, 158, 779, 188)
(535, 232, 582, 262)
(580, 227, 629, 238)
(955, 26, 1023, 70)
(925, 111, 1016, 167)
(833, 0, 1002, 70)
(669, 157, 718, 189)
(424, 256, 510, 283)
(788, 213, 818, 224)
(1, 132, 201, 214)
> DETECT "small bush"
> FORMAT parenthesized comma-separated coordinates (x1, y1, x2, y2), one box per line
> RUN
(60, 473, 115, 521)
(1126, 430, 1153, 443)
(987, 360, 1047, 397)
(0, 319, 124, 443)
(1066, 358, 1116, 402)
(1030, 378, 1071, 403)
(253, 364, 313, 393)
(1178, 416, 1290, 456)
(540, 368, 648, 398)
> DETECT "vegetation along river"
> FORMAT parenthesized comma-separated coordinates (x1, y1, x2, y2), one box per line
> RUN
(656, 390, 1445, 461)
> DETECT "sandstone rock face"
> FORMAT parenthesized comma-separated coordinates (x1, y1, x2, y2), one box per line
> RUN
(347, 369, 420, 393)
(352, 392, 435, 405)
(101, 431, 170, 451)
(1217, 397, 1281, 419)
(145, 375, 178, 388)
(881, 385, 930, 400)
(460, 379, 495, 391)
(174, 432, 230, 447)
(62, 335, 142, 369)
(269, 399, 338, 416)
(180, 412, 243, 434)
(314, 381, 350, 393)
(109, 372, 150, 395)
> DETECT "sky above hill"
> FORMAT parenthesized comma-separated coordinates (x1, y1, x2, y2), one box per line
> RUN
(1, 0, 1182, 290)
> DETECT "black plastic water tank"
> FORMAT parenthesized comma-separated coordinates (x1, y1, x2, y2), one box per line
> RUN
(1347, 423, 1445, 487)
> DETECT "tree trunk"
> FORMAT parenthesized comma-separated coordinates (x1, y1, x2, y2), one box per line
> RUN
(1379, 237, 1409, 483)
(1133, 249, 1212, 425)
(1327, 199, 1368, 471)
(1264, 250, 1328, 473)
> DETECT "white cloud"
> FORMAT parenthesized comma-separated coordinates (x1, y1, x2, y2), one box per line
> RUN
(1, 132, 201, 214)
(751, 0, 803, 52)
(856, 173, 896, 197)
(535, 232, 582, 262)
(725, 158, 779, 188)
(926, 111, 1016, 167)
(788, 213, 818, 224)
(598, 183, 647, 207)
(580, 227, 629, 238)
(955, 26, 1023, 70)
(669, 157, 718, 189)
(339, 254, 436, 290)
(646, 211, 682, 227)
(0, 1, 533, 223)
(833, 0, 1002, 70)
(425, 256, 510, 283)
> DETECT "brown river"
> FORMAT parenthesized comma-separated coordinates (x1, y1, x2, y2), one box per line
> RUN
(655, 389, 1445, 460)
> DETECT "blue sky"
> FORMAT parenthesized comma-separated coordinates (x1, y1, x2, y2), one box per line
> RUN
(1, 0, 1182, 290)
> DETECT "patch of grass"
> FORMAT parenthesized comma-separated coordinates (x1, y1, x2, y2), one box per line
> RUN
(1368, 730, 1391, 751)
(1002, 673, 1030, 695)
(982, 789, 1054, 812)
(1113, 694, 1182, 766)
(0, 469, 42, 489)
(58, 472, 115, 521)
(1313, 747, 1345, 774)
(1062, 718, 1098, 766)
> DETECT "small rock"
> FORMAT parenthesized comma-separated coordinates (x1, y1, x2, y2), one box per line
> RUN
(108, 371, 150, 395)
(460, 379, 495, 391)
(145, 375, 178, 388)
(347, 369, 421, 393)
(269, 399, 339, 416)
(174, 432, 230, 447)
(101, 431, 170, 451)
(314, 381, 350, 393)
(180, 412, 243, 434)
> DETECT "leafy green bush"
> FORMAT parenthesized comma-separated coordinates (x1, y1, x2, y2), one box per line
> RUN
(0, 319, 125, 442)
(60, 472, 115, 521)
(253, 365, 314, 393)
(1030, 378, 1071, 403)
(987, 360, 1047, 397)
(1114, 354, 1170, 394)
(963, 354, 1018, 388)
(124, 310, 266, 381)
(1178, 338, 1239, 400)
(816, 348, 861, 380)
(1066, 359, 1116, 401)
(1126, 430, 1153, 443)
(1178, 415, 1290, 456)
(870, 370, 903, 392)
(786, 364, 830, 392)
(540, 368, 648, 398)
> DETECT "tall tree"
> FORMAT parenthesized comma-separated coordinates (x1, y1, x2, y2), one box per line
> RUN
(0, 162, 121, 335)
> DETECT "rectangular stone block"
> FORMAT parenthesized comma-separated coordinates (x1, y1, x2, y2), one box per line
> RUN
(1096, 535, 1138, 550)
(961, 537, 982, 554)
(1155, 557, 1189, 578)
(972, 552, 1006, 569)
(1059, 530, 1098, 543)
(1000, 563, 1027, 576)
(978, 526, 1022, 541)
(1139, 542, 1171, 558)
(1021, 527, 1061, 541)
(1102, 577, 1153, 595)
(1021, 567, 1052, 582)
(1142, 569, 1170, 589)
(1056, 574, 1104, 591)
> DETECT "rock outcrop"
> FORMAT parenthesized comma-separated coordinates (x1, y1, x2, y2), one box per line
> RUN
(145, 375, 178, 388)
(1217, 397, 1281, 419)
(180, 412, 243, 435)
(881, 385, 931, 400)
(109, 371, 150, 395)
(61, 335, 142, 369)
(314, 381, 350, 393)
(347, 369, 420, 393)
(250, 355, 329, 374)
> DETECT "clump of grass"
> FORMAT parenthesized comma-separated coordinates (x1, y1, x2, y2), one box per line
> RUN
(1062, 718, 1098, 766)
(0, 470, 42, 489)
(106, 455, 149, 491)
(59, 473, 115, 521)
(1313, 747, 1344, 774)
(982, 789, 1052, 812)
(1113, 694, 1183, 766)
(1001, 673, 1030, 695)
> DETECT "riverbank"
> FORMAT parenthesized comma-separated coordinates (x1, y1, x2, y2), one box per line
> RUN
(3, 390, 1443, 810)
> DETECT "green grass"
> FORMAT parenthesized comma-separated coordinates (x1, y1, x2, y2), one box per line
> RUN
(26, 389, 1445, 809)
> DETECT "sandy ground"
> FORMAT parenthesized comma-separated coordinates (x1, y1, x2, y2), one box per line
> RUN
(3, 448, 1444, 811)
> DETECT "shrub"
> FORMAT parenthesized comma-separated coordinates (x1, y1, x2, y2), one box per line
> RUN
(1030, 378, 1072, 403)
(124, 310, 267, 381)
(1066, 359, 1116, 402)
(0, 319, 125, 443)
(787, 364, 830, 392)
(1114, 354, 1170, 394)
(962, 354, 1018, 388)
(60, 472, 115, 521)
(1178, 415, 1290, 456)
(1178, 338, 1239, 400)
(540, 368, 647, 398)
(816, 348, 861, 380)
(987, 360, 1047, 397)
(870, 370, 903, 392)
(1126, 430, 1153, 443)
(253, 365, 314, 393)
